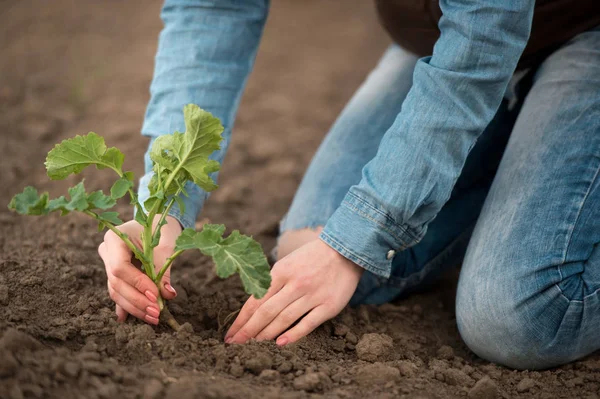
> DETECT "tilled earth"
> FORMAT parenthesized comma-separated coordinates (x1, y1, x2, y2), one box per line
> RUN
(1, 1, 599, 398)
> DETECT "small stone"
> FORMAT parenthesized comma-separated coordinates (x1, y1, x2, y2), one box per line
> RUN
(143, 379, 164, 399)
(277, 361, 293, 374)
(354, 363, 400, 386)
(397, 360, 418, 377)
(244, 352, 273, 374)
(293, 372, 332, 392)
(444, 368, 474, 386)
(333, 324, 350, 337)
(330, 339, 346, 352)
(229, 363, 244, 377)
(176, 323, 194, 338)
(345, 332, 358, 345)
(468, 377, 498, 399)
(516, 377, 536, 393)
(259, 369, 280, 381)
(355, 333, 394, 362)
(412, 304, 423, 314)
(60, 361, 80, 378)
(437, 345, 454, 360)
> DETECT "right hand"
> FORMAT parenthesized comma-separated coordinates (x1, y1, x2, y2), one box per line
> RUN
(98, 215, 182, 325)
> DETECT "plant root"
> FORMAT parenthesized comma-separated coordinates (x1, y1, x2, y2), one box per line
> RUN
(160, 305, 181, 331)
(218, 308, 240, 334)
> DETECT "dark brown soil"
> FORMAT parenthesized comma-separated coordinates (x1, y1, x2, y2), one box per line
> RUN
(1, 1, 599, 398)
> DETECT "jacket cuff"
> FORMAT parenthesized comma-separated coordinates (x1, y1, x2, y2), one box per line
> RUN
(136, 172, 206, 230)
(320, 192, 423, 278)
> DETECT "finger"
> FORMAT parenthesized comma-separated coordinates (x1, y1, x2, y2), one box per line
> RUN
(276, 305, 333, 346)
(255, 295, 315, 341)
(108, 277, 160, 316)
(108, 284, 158, 325)
(115, 304, 127, 322)
(225, 279, 285, 341)
(107, 253, 159, 301)
(229, 284, 305, 344)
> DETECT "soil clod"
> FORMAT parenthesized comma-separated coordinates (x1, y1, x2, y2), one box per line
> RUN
(355, 333, 394, 362)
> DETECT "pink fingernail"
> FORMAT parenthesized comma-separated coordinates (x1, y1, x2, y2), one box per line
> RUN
(225, 336, 233, 344)
(276, 337, 288, 346)
(145, 314, 159, 325)
(146, 306, 160, 318)
(164, 283, 177, 295)
(145, 290, 157, 302)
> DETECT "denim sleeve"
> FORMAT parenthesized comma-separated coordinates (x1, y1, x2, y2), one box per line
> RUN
(137, 0, 269, 228)
(320, 0, 535, 278)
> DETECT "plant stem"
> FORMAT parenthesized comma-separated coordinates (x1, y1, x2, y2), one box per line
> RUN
(83, 210, 145, 262)
(156, 287, 181, 331)
(152, 196, 177, 243)
(155, 250, 184, 284)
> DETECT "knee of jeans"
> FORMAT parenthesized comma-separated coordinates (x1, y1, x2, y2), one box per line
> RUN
(456, 267, 582, 370)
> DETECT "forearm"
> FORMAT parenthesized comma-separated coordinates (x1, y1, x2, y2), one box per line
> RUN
(322, 0, 535, 277)
(138, 0, 270, 228)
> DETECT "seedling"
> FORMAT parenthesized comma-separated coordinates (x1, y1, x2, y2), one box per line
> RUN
(9, 104, 272, 330)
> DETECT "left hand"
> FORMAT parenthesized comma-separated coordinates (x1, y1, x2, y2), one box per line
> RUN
(225, 239, 364, 345)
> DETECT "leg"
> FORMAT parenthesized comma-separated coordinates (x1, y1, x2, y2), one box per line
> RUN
(456, 26, 600, 370)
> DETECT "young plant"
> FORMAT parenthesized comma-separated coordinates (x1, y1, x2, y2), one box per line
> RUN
(8, 104, 272, 330)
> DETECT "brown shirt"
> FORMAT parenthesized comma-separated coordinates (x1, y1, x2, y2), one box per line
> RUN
(375, 0, 600, 69)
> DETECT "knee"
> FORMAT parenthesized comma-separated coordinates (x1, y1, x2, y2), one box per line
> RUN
(276, 226, 324, 260)
(456, 274, 580, 370)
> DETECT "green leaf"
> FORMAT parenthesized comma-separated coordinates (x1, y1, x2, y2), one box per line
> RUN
(110, 176, 133, 199)
(8, 187, 49, 215)
(87, 190, 116, 210)
(174, 195, 186, 215)
(45, 132, 124, 180)
(149, 105, 223, 194)
(65, 182, 89, 211)
(175, 224, 271, 298)
(134, 209, 149, 227)
(8, 181, 117, 218)
(98, 211, 123, 225)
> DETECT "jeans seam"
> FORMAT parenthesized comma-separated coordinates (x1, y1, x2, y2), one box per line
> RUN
(343, 193, 420, 248)
(556, 156, 600, 301)
(320, 232, 390, 277)
(346, 192, 422, 243)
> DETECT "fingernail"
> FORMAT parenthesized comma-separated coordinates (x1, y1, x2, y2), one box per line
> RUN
(146, 306, 160, 318)
(145, 314, 159, 325)
(225, 336, 233, 344)
(276, 337, 288, 346)
(164, 283, 177, 296)
(145, 290, 157, 302)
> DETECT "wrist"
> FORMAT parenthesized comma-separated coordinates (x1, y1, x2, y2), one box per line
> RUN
(318, 237, 365, 278)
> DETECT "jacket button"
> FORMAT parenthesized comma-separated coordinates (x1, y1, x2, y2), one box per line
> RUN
(386, 250, 396, 260)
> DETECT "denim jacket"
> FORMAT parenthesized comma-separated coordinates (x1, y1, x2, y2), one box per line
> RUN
(138, 0, 534, 278)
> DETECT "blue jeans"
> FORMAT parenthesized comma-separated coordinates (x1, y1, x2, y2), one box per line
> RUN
(280, 27, 600, 370)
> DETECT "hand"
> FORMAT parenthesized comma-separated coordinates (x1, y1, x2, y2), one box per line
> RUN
(98, 215, 182, 325)
(225, 239, 363, 345)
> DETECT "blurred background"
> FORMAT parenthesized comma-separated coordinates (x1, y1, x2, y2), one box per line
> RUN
(0, 0, 389, 235)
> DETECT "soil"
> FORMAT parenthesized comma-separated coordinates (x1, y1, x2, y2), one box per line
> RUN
(1, 1, 599, 398)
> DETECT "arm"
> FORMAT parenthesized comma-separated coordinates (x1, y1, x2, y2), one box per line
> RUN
(226, 0, 537, 346)
(138, 0, 270, 228)
(321, 0, 535, 278)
